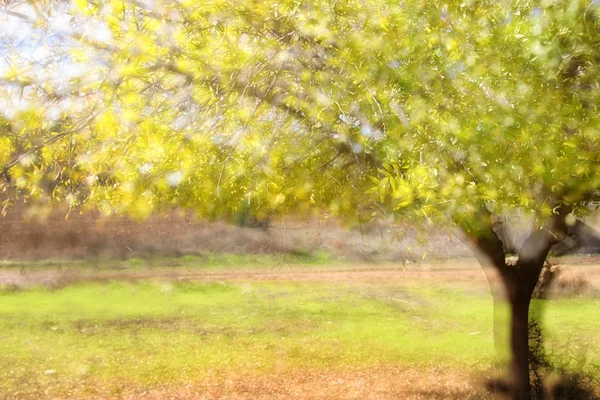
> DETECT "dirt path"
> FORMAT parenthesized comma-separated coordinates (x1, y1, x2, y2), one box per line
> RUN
(0, 260, 488, 288)
(1, 257, 599, 289)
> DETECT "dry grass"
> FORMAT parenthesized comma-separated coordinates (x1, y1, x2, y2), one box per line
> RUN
(550, 271, 596, 297)
(0, 207, 471, 262)
(119, 368, 484, 400)
(17, 367, 487, 400)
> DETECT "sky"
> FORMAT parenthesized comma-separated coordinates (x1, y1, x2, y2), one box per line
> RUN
(0, 1, 111, 118)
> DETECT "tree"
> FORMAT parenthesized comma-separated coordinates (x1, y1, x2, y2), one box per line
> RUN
(2, 1, 600, 398)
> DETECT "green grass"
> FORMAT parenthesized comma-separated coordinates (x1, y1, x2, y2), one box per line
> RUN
(0, 277, 598, 398)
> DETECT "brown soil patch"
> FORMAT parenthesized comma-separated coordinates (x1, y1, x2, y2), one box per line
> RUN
(94, 367, 487, 400)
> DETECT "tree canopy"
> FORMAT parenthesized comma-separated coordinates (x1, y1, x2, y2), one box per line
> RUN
(2, 0, 599, 225)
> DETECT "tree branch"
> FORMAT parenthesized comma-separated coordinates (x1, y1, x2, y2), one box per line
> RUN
(516, 204, 571, 292)
(454, 204, 507, 271)
(518, 210, 569, 264)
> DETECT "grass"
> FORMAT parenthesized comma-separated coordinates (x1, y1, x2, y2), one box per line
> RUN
(0, 266, 598, 398)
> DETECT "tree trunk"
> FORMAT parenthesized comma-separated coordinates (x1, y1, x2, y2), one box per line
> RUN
(456, 203, 570, 400)
(508, 289, 533, 400)
(502, 256, 548, 400)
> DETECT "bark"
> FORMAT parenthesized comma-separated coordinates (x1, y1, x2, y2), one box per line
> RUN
(508, 290, 533, 399)
(503, 258, 549, 400)
(510, 295, 531, 400)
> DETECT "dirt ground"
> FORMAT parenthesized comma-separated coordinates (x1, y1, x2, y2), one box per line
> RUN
(107, 367, 484, 400)
(1, 256, 599, 290)
(0, 262, 486, 287)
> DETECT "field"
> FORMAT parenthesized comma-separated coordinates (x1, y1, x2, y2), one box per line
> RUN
(0, 257, 599, 399)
